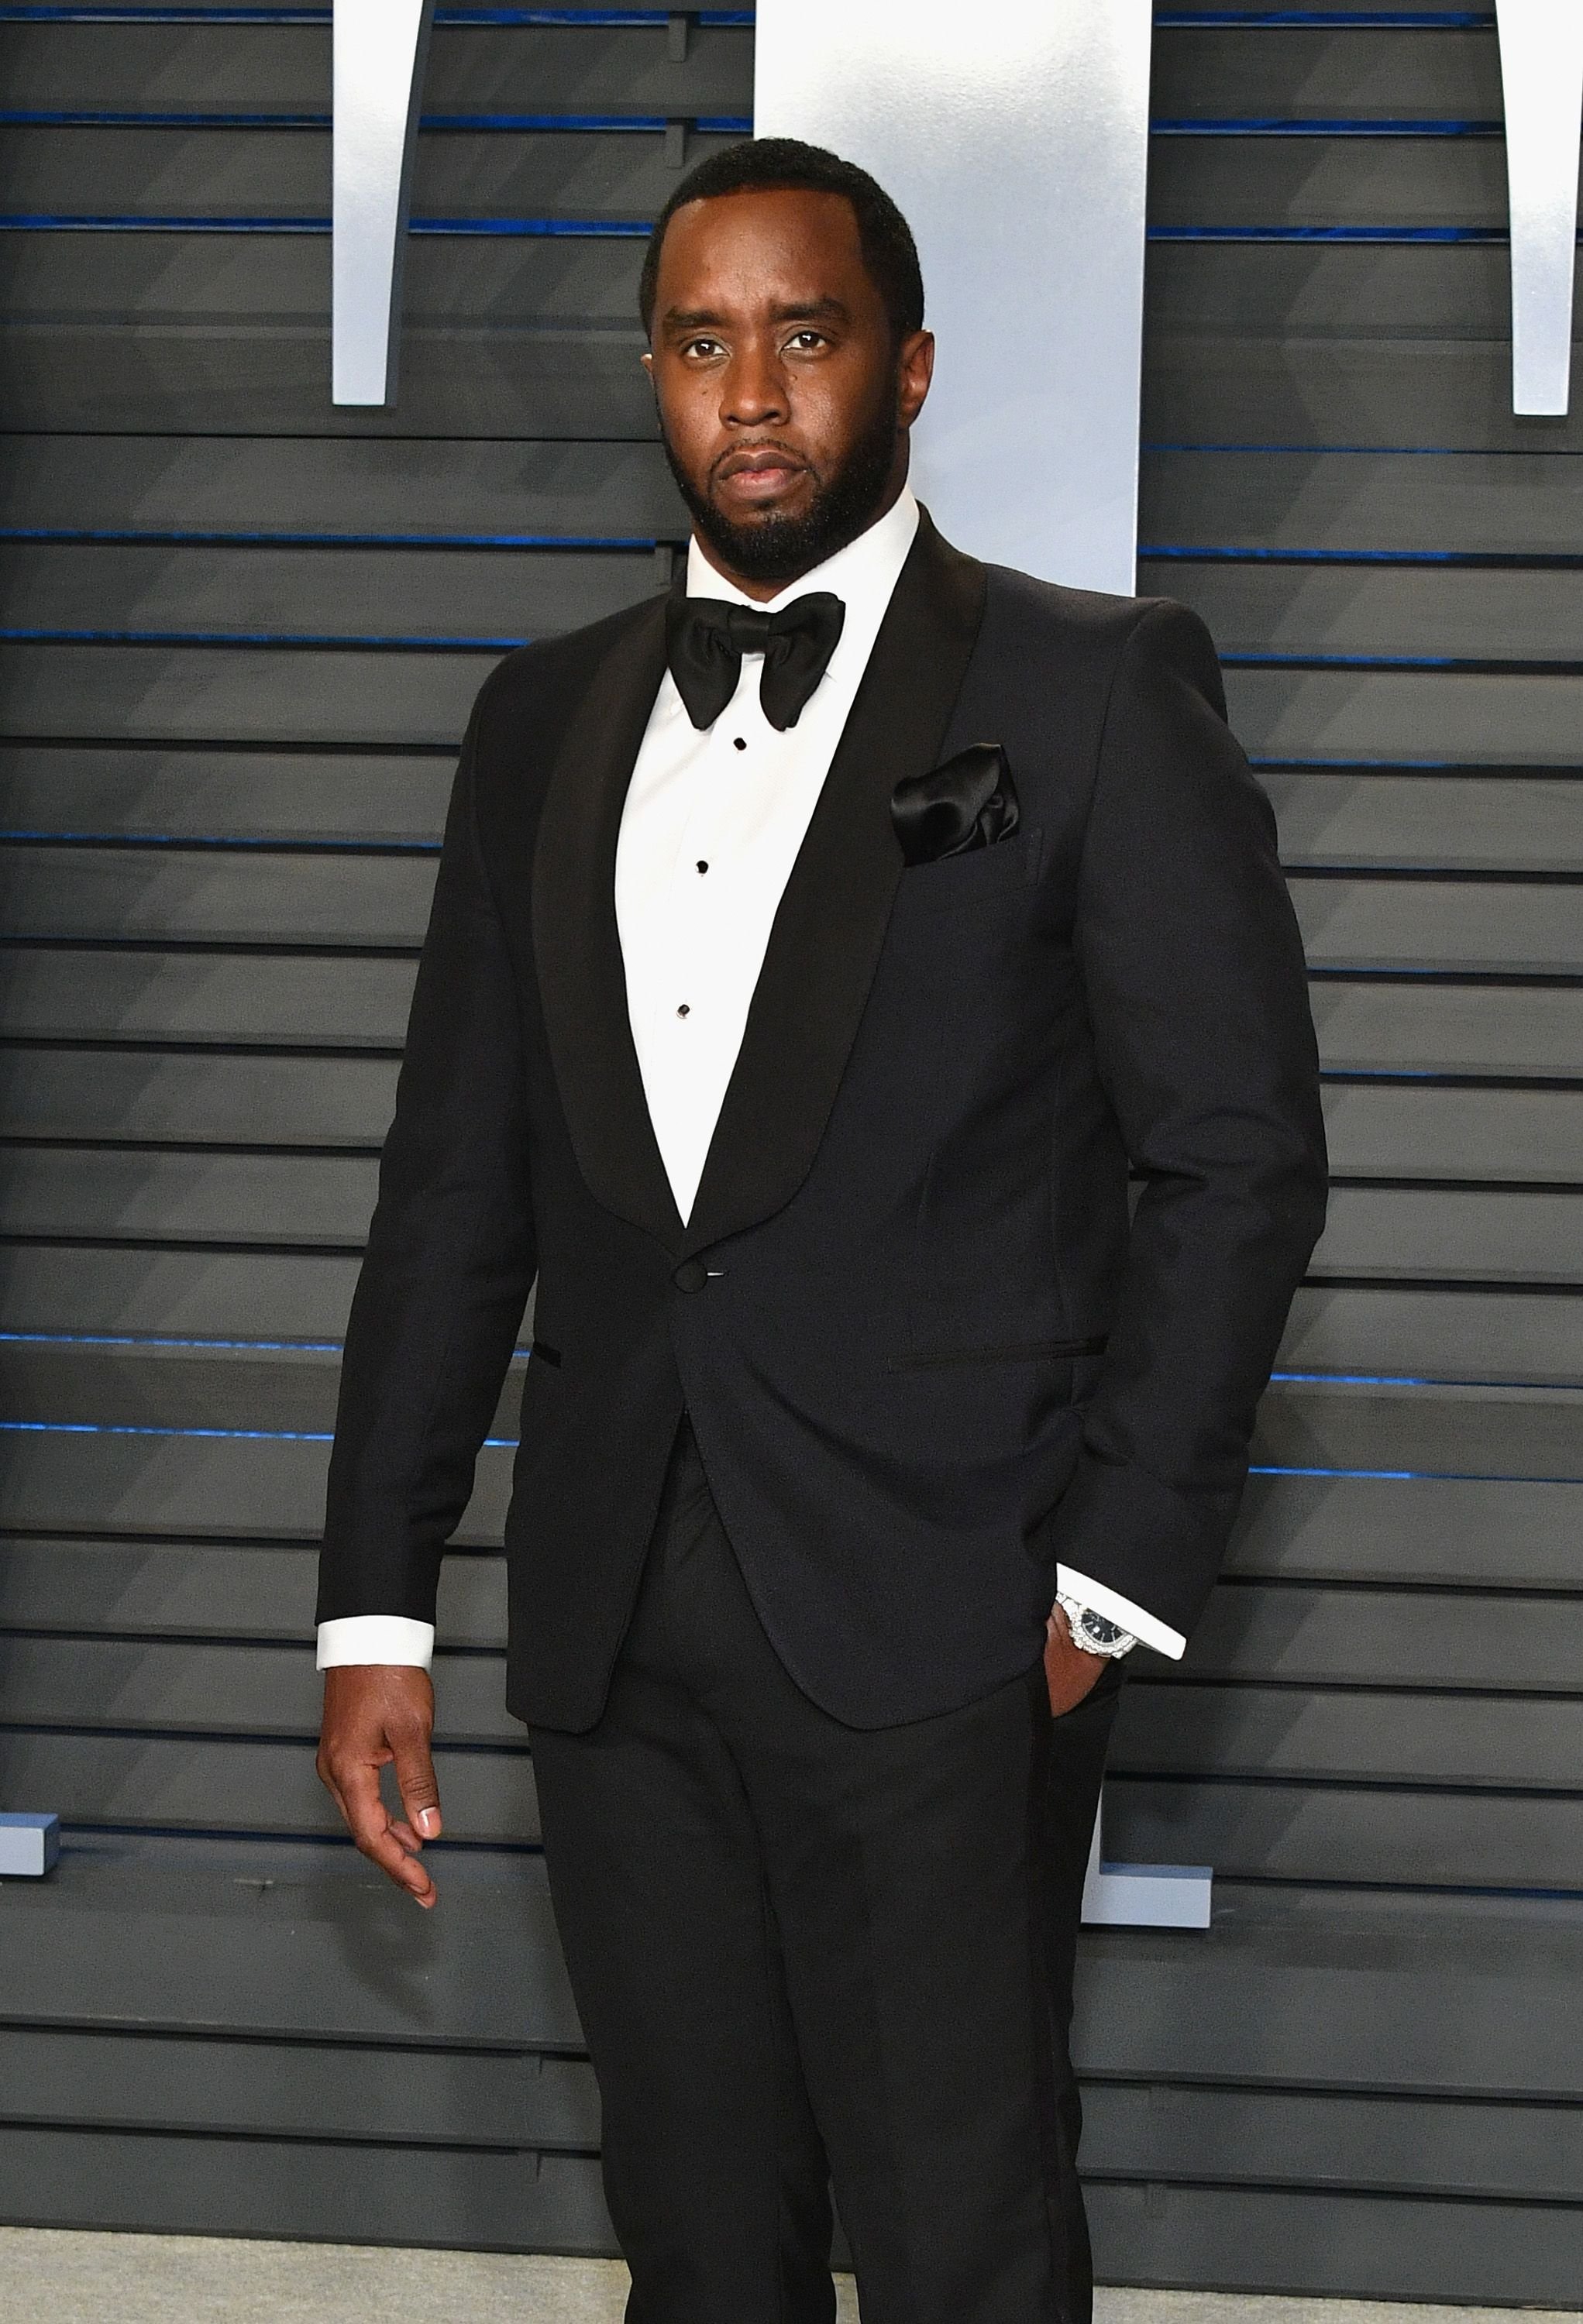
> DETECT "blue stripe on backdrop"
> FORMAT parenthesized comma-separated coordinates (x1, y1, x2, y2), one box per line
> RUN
(0, 1428, 1572, 1483)
(1155, 10, 1495, 25)
(4, 218, 1561, 244)
(0, 831, 444, 849)
(1139, 548, 1583, 566)
(0, 1418, 521, 1445)
(0, 1341, 1561, 1394)
(0, 528, 660, 547)
(0, 112, 1495, 136)
(0, 112, 754, 129)
(0, 627, 532, 646)
(1152, 119, 1501, 134)
(0, 6, 755, 20)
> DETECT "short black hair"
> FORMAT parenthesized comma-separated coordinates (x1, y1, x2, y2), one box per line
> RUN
(638, 136, 925, 344)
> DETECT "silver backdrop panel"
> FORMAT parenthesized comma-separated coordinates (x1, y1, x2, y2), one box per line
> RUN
(1495, 0, 1583, 418)
(753, 0, 1155, 593)
(332, 0, 435, 407)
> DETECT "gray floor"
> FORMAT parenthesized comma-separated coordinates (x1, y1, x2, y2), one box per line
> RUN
(0, 2236, 1575, 2324)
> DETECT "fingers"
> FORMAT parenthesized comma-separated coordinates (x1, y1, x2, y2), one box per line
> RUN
(1044, 1611, 1107, 1718)
(336, 1755, 437, 1908)
(392, 1731, 443, 1844)
(317, 1666, 442, 1907)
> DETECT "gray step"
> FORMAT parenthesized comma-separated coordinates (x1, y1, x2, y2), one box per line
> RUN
(0, 643, 497, 747)
(1267, 773, 1583, 876)
(1082, 2181, 1583, 2309)
(2, 232, 1557, 356)
(0, 1336, 1574, 1480)
(6, 953, 1578, 1081)
(1289, 878, 1582, 975)
(0, 437, 684, 542)
(0, 121, 1511, 233)
(0, 948, 422, 1048)
(9, 1577, 1583, 1734)
(1151, 561, 1583, 665)
(0, 748, 453, 845)
(1113, 1683, 1583, 1793)
(0, 1727, 539, 1844)
(1306, 982, 1583, 1078)
(3, 1147, 1572, 1284)
(8, 752, 1579, 877)
(4, 852, 1577, 983)
(0, 1537, 505, 1648)
(4, 1835, 1580, 2092)
(4, 229, 1578, 451)
(0, 122, 738, 227)
(1175, 1582, 1583, 1694)
(1106, 1776, 1583, 1895)
(0, 2027, 1578, 2210)
(1139, 451, 1583, 559)
(0, 20, 753, 116)
(1231, 667, 1583, 766)
(0, 1048, 1573, 1181)
(1280, 1284, 1583, 1387)
(14, 641, 1583, 764)
(5, 1246, 1576, 1394)
(0, 1243, 363, 1338)
(1148, 25, 1502, 120)
(0, 1146, 381, 1247)
(5, 1709, 1583, 1893)
(0, 2024, 602, 2152)
(0, 2123, 615, 2257)
(1148, 135, 1510, 232)
(0, 539, 664, 643)
(0, 846, 441, 944)
(0, 1049, 401, 1148)
(0, 1638, 514, 1742)
(1315, 1184, 1581, 1281)
(1236, 1473, 1583, 1590)
(0, 1403, 513, 1540)
(1144, 335, 1583, 456)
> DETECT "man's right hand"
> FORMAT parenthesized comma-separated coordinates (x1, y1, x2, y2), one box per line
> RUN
(317, 1665, 442, 1908)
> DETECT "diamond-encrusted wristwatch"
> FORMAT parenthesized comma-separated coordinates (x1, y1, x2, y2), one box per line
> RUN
(1055, 1593, 1137, 1659)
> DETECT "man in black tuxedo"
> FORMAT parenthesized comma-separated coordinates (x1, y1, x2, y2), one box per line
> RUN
(317, 139, 1327, 2324)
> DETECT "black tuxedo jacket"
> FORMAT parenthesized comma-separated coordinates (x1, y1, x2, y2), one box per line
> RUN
(318, 511, 1327, 1731)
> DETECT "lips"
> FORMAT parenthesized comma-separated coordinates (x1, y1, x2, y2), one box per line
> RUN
(714, 446, 808, 500)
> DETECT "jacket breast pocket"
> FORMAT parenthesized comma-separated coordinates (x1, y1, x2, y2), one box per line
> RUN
(899, 825, 1041, 901)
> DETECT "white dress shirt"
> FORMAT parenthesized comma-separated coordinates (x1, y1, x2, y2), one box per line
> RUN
(318, 489, 1186, 1670)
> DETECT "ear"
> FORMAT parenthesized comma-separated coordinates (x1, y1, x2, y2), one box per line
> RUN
(897, 330, 934, 430)
(641, 350, 655, 376)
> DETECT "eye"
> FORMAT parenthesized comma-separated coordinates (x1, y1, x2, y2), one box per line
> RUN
(681, 335, 725, 360)
(785, 330, 827, 352)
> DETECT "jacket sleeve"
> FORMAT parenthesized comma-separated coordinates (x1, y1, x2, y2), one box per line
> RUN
(316, 683, 538, 1630)
(1043, 599, 1329, 1642)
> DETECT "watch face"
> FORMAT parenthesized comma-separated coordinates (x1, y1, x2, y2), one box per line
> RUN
(1079, 1612, 1126, 1649)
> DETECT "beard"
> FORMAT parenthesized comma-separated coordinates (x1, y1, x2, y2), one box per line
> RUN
(662, 391, 902, 586)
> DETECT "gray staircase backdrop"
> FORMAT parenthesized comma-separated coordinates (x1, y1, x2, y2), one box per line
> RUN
(1, 2, 1581, 2303)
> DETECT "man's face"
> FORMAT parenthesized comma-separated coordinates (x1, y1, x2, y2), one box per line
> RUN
(644, 187, 934, 591)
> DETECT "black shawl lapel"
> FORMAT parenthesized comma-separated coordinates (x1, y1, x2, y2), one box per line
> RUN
(532, 595, 687, 1253)
(682, 511, 987, 1259)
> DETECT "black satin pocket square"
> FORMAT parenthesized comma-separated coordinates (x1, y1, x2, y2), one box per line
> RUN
(890, 743, 1020, 868)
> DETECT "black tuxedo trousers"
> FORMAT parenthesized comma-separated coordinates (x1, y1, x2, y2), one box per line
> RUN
(318, 513, 1327, 1731)
(530, 1420, 1123, 2324)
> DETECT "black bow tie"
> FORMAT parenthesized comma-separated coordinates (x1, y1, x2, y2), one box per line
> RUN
(666, 590, 845, 733)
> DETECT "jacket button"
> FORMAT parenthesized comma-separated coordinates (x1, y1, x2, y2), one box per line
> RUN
(673, 1260, 709, 1293)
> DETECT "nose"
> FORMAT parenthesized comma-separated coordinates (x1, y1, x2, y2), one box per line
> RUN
(720, 337, 789, 430)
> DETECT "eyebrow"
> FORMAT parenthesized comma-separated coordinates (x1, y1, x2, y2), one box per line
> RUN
(660, 296, 852, 332)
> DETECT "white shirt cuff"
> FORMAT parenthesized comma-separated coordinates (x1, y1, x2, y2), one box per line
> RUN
(316, 1616, 435, 1671)
(1056, 1566, 1186, 1661)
